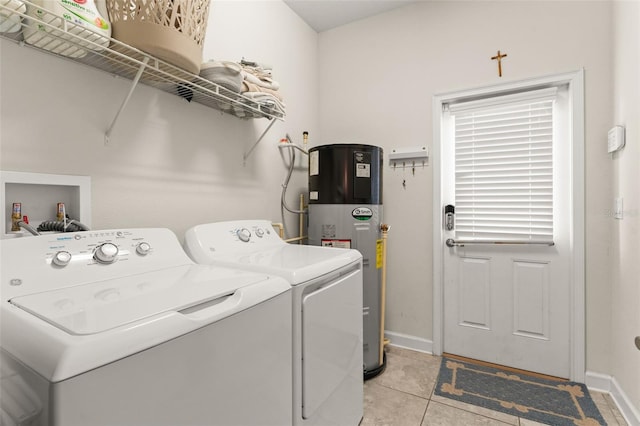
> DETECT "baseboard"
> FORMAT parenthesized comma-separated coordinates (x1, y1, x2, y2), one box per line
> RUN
(585, 371, 613, 393)
(586, 371, 640, 425)
(384, 330, 433, 354)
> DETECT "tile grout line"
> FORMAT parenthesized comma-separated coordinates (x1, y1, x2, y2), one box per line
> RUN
(604, 394, 627, 426)
(420, 379, 436, 426)
(430, 397, 521, 426)
(421, 398, 431, 426)
(370, 381, 431, 403)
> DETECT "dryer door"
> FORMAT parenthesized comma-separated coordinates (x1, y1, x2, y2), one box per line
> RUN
(302, 267, 363, 423)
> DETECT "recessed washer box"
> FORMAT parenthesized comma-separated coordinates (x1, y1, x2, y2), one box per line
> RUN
(1, 171, 91, 238)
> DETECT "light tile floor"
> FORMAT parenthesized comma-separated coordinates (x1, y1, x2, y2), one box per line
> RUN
(362, 346, 628, 426)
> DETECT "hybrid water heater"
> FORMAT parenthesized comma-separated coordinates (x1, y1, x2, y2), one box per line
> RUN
(307, 144, 385, 379)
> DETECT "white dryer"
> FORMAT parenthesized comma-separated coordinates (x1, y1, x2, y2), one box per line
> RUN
(0, 228, 292, 426)
(184, 220, 364, 426)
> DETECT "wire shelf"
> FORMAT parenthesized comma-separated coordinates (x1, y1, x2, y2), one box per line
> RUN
(0, 1, 286, 127)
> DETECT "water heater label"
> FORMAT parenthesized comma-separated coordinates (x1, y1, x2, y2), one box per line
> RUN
(376, 239, 383, 269)
(309, 151, 319, 176)
(321, 239, 351, 249)
(321, 224, 336, 238)
(352, 207, 373, 220)
(356, 163, 370, 178)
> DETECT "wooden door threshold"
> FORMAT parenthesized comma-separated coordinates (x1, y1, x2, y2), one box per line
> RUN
(442, 353, 568, 382)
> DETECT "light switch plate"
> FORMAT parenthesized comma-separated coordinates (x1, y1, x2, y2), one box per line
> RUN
(608, 126, 625, 153)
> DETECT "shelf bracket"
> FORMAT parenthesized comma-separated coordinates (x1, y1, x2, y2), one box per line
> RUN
(104, 56, 150, 145)
(243, 118, 277, 166)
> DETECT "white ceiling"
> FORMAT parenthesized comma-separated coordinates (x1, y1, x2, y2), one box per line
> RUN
(283, 0, 417, 32)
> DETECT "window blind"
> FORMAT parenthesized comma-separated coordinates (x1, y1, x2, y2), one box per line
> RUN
(451, 90, 556, 242)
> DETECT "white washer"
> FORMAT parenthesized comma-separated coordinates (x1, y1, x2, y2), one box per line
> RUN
(0, 228, 292, 426)
(184, 220, 364, 426)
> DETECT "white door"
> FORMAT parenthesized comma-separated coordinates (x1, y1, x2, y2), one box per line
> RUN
(441, 84, 575, 379)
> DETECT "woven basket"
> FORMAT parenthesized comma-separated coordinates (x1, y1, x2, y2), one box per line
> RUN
(106, 0, 210, 74)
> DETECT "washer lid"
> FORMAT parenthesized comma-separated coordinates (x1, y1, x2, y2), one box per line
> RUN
(8, 265, 270, 336)
(212, 245, 362, 285)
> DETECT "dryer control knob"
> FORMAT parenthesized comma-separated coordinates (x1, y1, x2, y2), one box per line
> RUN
(237, 228, 251, 242)
(136, 242, 151, 256)
(255, 228, 264, 238)
(94, 243, 119, 264)
(52, 251, 72, 267)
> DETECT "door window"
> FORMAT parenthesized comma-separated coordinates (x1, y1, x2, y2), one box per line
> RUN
(447, 88, 557, 243)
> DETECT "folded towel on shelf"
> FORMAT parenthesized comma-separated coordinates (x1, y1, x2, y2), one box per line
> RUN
(240, 58, 272, 70)
(240, 58, 281, 89)
(240, 92, 286, 117)
(242, 64, 272, 76)
(208, 92, 284, 119)
(199, 60, 243, 93)
(195, 57, 285, 118)
(242, 81, 283, 101)
(237, 58, 285, 118)
(241, 70, 280, 91)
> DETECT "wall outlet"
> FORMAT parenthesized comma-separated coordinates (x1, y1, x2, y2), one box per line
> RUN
(614, 197, 623, 219)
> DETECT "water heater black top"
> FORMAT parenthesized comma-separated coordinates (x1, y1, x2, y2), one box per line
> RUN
(308, 144, 383, 205)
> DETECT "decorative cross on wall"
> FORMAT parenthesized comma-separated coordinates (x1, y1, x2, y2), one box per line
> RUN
(491, 50, 508, 77)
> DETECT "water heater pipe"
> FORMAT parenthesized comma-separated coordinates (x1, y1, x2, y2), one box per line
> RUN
(279, 137, 308, 216)
(271, 223, 285, 239)
(275, 223, 307, 243)
(379, 224, 390, 365)
(299, 193, 305, 245)
(282, 194, 309, 244)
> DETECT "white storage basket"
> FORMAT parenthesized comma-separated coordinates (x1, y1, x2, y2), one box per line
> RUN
(106, 0, 210, 74)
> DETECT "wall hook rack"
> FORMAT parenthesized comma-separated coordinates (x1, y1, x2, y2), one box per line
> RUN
(389, 146, 429, 170)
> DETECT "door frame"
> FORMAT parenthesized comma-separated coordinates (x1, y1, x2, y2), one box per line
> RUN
(431, 70, 585, 382)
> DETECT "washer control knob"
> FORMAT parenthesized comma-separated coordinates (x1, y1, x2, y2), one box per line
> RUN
(255, 228, 264, 238)
(52, 251, 72, 267)
(136, 242, 151, 256)
(94, 243, 119, 264)
(237, 228, 251, 242)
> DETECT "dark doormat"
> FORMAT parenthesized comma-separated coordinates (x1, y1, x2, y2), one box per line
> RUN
(434, 356, 607, 425)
